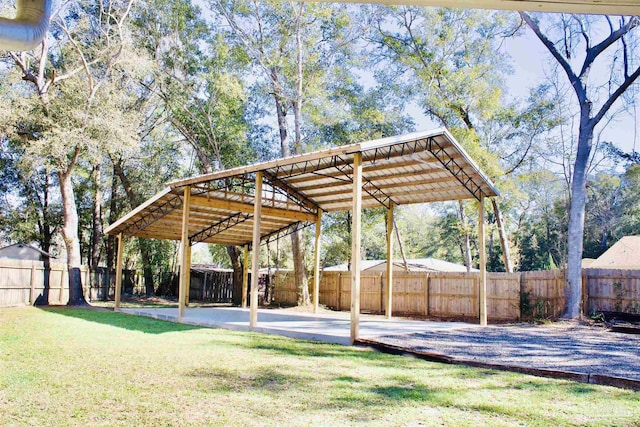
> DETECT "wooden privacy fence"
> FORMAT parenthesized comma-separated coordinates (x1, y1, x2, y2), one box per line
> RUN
(0, 259, 90, 306)
(274, 270, 522, 320)
(272, 268, 640, 321)
(585, 269, 640, 313)
(189, 270, 234, 303)
(0, 259, 143, 306)
(89, 267, 142, 301)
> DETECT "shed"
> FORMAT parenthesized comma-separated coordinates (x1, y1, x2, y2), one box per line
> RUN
(325, 258, 475, 272)
(589, 236, 640, 270)
(0, 244, 54, 262)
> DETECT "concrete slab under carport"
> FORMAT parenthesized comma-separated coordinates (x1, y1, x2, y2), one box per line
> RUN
(120, 306, 478, 345)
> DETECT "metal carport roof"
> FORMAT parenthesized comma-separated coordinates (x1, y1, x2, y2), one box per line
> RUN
(105, 128, 499, 245)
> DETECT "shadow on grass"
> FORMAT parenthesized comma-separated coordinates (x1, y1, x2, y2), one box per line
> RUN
(40, 307, 200, 334)
(235, 334, 394, 363)
(188, 367, 310, 393)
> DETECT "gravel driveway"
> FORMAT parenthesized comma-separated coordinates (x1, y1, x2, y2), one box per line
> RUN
(371, 322, 640, 382)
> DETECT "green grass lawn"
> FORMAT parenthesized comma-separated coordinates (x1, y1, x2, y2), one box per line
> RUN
(1, 307, 638, 426)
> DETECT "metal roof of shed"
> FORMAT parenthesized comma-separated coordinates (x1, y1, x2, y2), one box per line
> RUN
(105, 128, 499, 246)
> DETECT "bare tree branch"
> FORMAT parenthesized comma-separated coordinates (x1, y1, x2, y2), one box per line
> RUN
(580, 16, 639, 78)
(592, 65, 640, 126)
(520, 12, 585, 103)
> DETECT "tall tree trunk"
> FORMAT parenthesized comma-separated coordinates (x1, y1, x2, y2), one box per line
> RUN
(138, 239, 155, 296)
(105, 165, 118, 300)
(111, 158, 156, 297)
(292, 225, 310, 306)
(40, 172, 53, 255)
(291, 7, 310, 306)
(106, 164, 117, 271)
(271, 70, 290, 157)
(458, 201, 472, 272)
(59, 168, 87, 306)
(227, 246, 243, 305)
(271, 73, 310, 305)
(564, 114, 594, 318)
(91, 163, 102, 269)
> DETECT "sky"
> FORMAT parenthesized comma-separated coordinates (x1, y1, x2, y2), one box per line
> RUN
(407, 22, 639, 154)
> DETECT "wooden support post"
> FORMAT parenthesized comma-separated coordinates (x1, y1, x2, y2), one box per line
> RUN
(478, 195, 487, 326)
(313, 209, 323, 314)
(115, 233, 124, 311)
(178, 186, 191, 320)
(30, 263, 37, 305)
(350, 152, 363, 345)
(242, 244, 249, 309)
(250, 172, 263, 330)
(185, 242, 192, 306)
(492, 198, 513, 273)
(385, 202, 395, 319)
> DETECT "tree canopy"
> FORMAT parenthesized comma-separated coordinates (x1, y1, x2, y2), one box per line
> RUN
(1, 1, 637, 315)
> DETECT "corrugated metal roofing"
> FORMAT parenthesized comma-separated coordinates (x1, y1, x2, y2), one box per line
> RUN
(105, 128, 499, 246)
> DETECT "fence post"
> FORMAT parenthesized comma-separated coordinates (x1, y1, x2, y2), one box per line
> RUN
(581, 269, 588, 316)
(30, 263, 37, 305)
(379, 272, 384, 313)
(59, 268, 66, 304)
(337, 273, 342, 311)
(424, 274, 430, 317)
(84, 267, 90, 302)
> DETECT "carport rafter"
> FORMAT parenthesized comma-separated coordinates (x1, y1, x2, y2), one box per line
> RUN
(428, 137, 486, 201)
(121, 193, 183, 236)
(190, 212, 253, 245)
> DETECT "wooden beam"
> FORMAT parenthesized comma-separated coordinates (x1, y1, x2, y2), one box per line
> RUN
(313, 209, 323, 314)
(114, 233, 124, 311)
(478, 195, 487, 326)
(350, 152, 363, 345)
(189, 195, 317, 223)
(385, 202, 394, 319)
(178, 186, 191, 320)
(185, 243, 192, 306)
(492, 198, 513, 273)
(328, 0, 639, 15)
(250, 172, 263, 330)
(242, 244, 249, 308)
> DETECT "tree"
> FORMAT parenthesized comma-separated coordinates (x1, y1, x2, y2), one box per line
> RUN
(369, 5, 523, 271)
(2, 0, 145, 304)
(133, 0, 251, 300)
(0, 137, 61, 253)
(214, 0, 360, 305)
(520, 13, 640, 318)
(513, 170, 567, 271)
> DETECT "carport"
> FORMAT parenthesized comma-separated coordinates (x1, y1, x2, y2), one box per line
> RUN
(105, 128, 500, 344)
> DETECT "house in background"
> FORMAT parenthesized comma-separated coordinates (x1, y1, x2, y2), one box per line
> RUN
(0, 243, 54, 262)
(324, 257, 476, 273)
(588, 236, 640, 270)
